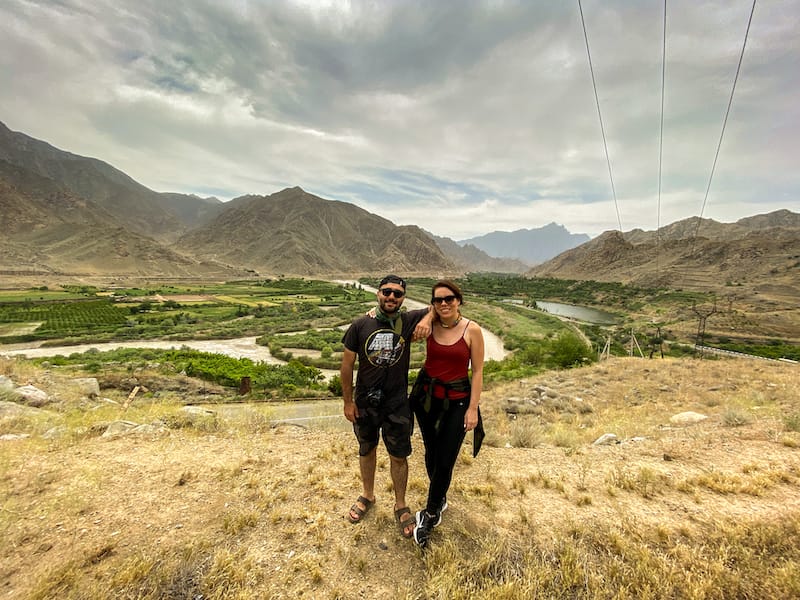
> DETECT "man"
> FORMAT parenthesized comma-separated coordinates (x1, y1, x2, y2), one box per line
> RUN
(341, 274, 431, 539)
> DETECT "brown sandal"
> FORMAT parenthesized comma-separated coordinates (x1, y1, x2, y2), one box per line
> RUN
(348, 495, 374, 524)
(394, 506, 416, 538)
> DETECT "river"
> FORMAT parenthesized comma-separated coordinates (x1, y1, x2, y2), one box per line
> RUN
(535, 300, 619, 325)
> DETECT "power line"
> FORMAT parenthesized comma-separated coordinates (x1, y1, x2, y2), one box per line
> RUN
(691, 0, 757, 253)
(578, 0, 623, 232)
(656, 0, 667, 277)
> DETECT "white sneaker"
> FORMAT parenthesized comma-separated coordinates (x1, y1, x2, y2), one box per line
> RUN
(413, 510, 435, 548)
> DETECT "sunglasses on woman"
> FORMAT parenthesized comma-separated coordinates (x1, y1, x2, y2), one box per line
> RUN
(380, 288, 405, 298)
(431, 295, 457, 305)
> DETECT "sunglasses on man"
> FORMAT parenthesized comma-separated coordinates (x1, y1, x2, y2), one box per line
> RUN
(431, 295, 457, 305)
(380, 288, 405, 298)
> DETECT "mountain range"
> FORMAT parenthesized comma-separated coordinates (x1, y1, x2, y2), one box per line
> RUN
(1, 120, 797, 297)
(0, 120, 565, 277)
(460, 224, 591, 265)
(531, 211, 800, 295)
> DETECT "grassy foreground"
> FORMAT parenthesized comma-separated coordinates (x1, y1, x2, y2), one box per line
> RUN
(1, 355, 799, 599)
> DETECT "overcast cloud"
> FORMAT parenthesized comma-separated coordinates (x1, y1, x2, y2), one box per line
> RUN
(1, 0, 797, 239)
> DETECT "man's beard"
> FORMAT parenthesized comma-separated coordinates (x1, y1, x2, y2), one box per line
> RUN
(379, 299, 400, 315)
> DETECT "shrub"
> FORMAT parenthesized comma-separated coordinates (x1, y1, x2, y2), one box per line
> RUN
(548, 332, 594, 368)
(327, 374, 343, 396)
(784, 413, 800, 433)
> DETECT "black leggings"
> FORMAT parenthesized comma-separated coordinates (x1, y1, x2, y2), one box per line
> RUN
(414, 397, 468, 514)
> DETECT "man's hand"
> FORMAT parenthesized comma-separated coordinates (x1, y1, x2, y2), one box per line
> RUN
(412, 321, 431, 341)
(343, 400, 359, 423)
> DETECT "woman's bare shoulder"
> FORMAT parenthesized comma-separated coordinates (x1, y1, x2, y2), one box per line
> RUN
(465, 319, 483, 336)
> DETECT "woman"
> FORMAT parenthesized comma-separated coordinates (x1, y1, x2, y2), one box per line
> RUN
(411, 279, 484, 549)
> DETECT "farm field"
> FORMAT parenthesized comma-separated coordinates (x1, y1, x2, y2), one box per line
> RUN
(0, 275, 796, 394)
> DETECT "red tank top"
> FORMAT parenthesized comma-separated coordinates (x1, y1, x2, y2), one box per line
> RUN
(425, 324, 470, 400)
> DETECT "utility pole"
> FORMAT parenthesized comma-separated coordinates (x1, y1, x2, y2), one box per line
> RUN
(649, 325, 664, 359)
(599, 335, 612, 361)
(692, 301, 718, 356)
(629, 329, 644, 358)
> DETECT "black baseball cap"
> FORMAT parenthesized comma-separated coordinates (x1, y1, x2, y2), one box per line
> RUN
(379, 274, 406, 289)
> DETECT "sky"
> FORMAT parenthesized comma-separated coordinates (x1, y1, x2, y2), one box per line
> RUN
(1, 1, 798, 240)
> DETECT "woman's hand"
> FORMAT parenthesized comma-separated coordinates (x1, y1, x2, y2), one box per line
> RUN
(464, 406, 479, 431)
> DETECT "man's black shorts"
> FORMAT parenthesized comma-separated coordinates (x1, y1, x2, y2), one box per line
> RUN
(352, 394, 412, 458)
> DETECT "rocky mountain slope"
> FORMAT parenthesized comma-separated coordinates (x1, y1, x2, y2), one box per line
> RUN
(0, 159, 244, 277)
(0, 121, 208, 243)
(530, 213, 800, 297)
(3, 120, 796, 285)
(176, 187, 456, 276)
(0, 123, 456, 277)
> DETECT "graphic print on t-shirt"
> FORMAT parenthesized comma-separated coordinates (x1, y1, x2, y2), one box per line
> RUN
(365, 329, 405, 367)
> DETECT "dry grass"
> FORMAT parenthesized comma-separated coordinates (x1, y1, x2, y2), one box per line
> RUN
(1, 356, 799, 598)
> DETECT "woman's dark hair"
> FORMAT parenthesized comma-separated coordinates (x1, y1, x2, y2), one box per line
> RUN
(431, 279, 464, 304)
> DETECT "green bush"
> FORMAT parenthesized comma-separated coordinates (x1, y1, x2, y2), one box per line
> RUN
(548, 332, 595, 368)
(327, 374, 343, 396)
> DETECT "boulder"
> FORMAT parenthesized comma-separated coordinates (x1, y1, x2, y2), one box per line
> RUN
(72, 378, 100, 398)
(670, 411, 708, 426)
(130, 423, 170, 437)
(0, 400, 46, 419)
(0, 375, 14, 393)
(593, 433, 619, 446)
(101, 421, 140, 438)
(13, 385, 50, 407)
(42, 426, 69, 440)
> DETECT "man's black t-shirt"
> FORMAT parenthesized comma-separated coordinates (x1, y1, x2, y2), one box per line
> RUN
(342, 308, 428, 406)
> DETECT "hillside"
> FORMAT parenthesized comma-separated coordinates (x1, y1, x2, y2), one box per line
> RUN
(0, 121, 202, 243)
(176, 187, 456, 276)
(0, 123, 457, 278)
(533, 227, 797, 289)
(529, 213, 800, 341)
(1, 355, 798, 598)
(0, 160, 245, 278)
(3, 120, 797, 285)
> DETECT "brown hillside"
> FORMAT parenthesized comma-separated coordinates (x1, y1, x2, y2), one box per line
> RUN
(0, 122, 188, 243)
(529, 213, 800, 341)
(176, 187, 456, 276)
(0, 163, 245, 278)
(533, 227, 799, 292)
(1, 355, 798, 598)
(0, 159, 119, 234)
